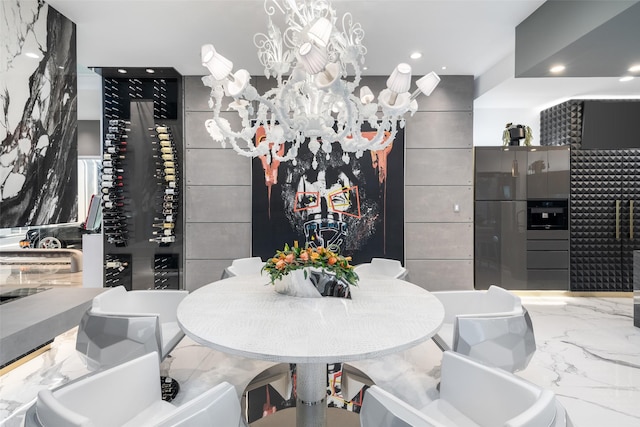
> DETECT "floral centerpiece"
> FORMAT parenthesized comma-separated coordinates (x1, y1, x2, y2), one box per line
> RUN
(263, 242, 359, 286)
(262, 243, 358, 298)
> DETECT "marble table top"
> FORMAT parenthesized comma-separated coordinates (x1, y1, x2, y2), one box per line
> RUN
(177, 275, 445, 364)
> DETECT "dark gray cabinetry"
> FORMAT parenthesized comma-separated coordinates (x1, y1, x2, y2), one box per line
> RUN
(475, 147, 527, 201)
(526, 231, 569, 290)
(527, 147, 570, 199)
(475, 200, 527, 290)
(570, 149, 640, 292)
(475, 146, 570, 290)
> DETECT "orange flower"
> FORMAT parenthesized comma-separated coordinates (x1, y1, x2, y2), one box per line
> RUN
(328, 256, 337, 265)
(285, 253, 295, 263)
(299, 252, 309, 261)
(275, 260, 286, 270)
(271, 257, 279, 263)
(310, 252, 320, 260)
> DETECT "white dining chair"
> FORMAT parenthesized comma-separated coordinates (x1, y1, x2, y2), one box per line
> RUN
(360, 351, 573, 427)
(75, 286, 188, 371)
(431, 285, 536, 372)
(221, 256, 265, 279)
(26, 352, 242, 427)
(354, 258, 407, 280)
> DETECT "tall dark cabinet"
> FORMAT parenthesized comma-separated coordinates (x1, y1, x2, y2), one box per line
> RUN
(475, 147, 527, 290)
(570, 149, 640, 292)
(475, 146, 570, 290)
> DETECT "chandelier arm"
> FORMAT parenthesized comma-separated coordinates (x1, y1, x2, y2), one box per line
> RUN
(347, 122, 397, 152)
(251, 90, 297, 139)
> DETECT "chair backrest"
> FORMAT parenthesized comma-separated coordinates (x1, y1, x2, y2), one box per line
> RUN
(360, 386, 442, 427)
(439, 352, 556, 427)
(227, 257, 264, 276)
(481, 285, 522, 314)
(36, 352, 162, 427)
(155, 381, 241, 427)
(91, 285, 127, 312)
(356, 258, 407, 279)
(36, 390, 92, 427)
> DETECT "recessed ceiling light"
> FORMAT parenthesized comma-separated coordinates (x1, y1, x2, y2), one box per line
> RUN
(117, 68, 127, 74)
(146, 68, 155, 74)
(550, 65, 565, 73)
(441, 66, 447, 70)
(363, 66, 368, 71)
(25, 52, 39, 59)
(629, 64, 640, 73)
(410, 52, 422, 60)
(619, 76, 634, 82)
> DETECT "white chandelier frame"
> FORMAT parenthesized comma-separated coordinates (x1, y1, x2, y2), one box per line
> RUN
(201, 0, 440, 167)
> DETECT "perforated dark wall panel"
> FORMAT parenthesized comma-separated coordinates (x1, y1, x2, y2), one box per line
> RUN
(570, 149, 640, 292)
(540, 100, 583, 147)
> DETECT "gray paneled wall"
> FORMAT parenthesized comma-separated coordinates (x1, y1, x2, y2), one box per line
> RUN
(183, 75, 474, 291)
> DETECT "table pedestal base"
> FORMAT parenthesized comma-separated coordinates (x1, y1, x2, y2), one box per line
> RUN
(244, 362, 374, 426)
(296, 363, 327, 427)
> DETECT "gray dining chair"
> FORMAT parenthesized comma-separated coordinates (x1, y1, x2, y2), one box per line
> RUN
(26, 352, 242, 427)
(360, 351, 573, 427)
(431, 285, 536, 373)
(221, 256, 265, 279)
(75, 286, 187, 371)
(354, 258, 408, 280)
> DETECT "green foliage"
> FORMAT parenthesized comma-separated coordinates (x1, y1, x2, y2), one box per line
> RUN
(262, 243, 359, 286)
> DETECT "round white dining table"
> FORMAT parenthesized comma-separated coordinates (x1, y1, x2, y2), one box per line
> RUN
(177, 274, 445, 427)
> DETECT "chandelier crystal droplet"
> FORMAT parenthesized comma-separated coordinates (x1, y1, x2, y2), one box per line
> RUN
(201, 0, 440, 167)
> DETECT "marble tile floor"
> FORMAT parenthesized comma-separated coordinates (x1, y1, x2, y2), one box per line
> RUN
(1, 295, 639, 427)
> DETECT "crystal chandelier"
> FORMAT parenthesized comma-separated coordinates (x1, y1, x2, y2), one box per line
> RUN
(201, 0, 440, 167)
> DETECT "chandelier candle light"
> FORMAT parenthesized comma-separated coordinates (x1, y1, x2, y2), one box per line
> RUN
(201, 0, 441, 168)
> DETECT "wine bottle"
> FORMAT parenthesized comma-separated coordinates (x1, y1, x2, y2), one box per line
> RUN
(101, 174, 124, 181)
(149, 236, 175, 243)
(109, 119, 130, 126)
(102, 168, 124, 174)
(108, 126, 130, 133)
(106, 146, 126, 154)
(101, 181, 124, 188)
(106, 133, 128, 140)
(155, 126, 169, 133)
(103, 153, 125, 161)
(105, 140, 128, 147)
(152, 222, 175, 229)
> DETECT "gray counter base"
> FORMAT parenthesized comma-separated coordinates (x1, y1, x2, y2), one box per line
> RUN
(0, 287, 104, 367)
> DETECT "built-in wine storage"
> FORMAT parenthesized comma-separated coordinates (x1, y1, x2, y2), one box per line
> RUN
(150, 125, 179, 246)
(99, 68, 183, 290)
(101, 119, 129, 247)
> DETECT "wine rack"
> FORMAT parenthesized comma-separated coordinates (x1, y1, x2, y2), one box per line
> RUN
(100, 69, 183, 290)
(101, 119, 129, 247)
(154, 254, 180, 289)
(150, 125, 179, 246)
(104, 254, 132, 289)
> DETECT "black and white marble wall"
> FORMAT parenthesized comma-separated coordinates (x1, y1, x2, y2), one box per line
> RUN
(0, 0, 77, 227)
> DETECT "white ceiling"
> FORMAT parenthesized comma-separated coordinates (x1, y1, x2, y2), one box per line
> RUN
(46, 0, 640, 117)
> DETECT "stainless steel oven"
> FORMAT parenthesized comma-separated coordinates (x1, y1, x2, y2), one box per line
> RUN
(527, 200, 568, 230)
